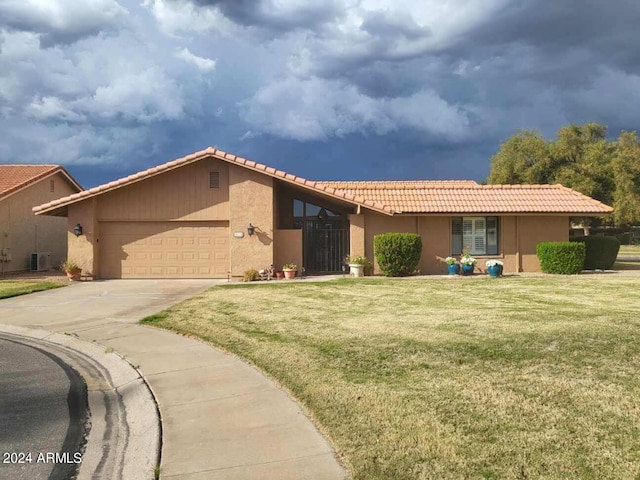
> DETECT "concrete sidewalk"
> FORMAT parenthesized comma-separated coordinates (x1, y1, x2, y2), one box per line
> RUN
(0, 280, 346, 479)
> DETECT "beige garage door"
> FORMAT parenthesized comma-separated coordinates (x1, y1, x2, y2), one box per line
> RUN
(99, 222, 229, 278)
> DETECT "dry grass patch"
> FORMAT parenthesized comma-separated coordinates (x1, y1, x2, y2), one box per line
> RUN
(0, 280, 64, 299)
(142, 276, 640, 479)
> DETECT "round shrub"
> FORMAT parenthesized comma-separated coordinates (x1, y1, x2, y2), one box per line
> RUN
(536, 242, 585, 274)
(373, 233, 422, 277)
(570, 236, 620, 270)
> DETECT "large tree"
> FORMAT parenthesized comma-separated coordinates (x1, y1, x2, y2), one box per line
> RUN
(487, 123, 640, 226)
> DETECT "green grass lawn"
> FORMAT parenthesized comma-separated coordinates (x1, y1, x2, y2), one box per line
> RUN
(619, 244, 640, 256)
(142, 276, 640, 479)
(0, 280, 65, 299)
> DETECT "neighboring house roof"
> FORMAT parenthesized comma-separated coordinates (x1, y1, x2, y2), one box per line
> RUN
(32, 147, 613, 216)
(0, 164, 82, 201)
(318, 182, 614, 214)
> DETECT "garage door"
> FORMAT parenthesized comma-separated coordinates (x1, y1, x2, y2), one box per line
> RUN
(99, 222, 229, 278)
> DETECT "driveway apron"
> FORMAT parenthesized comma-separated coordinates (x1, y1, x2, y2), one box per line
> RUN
(0, 280, 346, 479)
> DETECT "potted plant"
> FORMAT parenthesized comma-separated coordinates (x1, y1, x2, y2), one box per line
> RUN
(61, 259, 82, 281)
(282, 263, 297, 280)
(459, 254, 476, 275)
(275, 270, 284, 279)
(485, 259, 504, 278)
(344, 255, 371, 278)
(444, 256, 460, 275)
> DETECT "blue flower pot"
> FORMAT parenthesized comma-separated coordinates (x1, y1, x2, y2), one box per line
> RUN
(487, 265, 502, 278)
(447, 264, 460, 275)
(462, 264, 474, 275)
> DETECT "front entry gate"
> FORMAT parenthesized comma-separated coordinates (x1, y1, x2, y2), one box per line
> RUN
(303, 221, 349, 273)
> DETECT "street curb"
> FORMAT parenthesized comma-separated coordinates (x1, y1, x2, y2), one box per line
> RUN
(0, 324, 161, 480)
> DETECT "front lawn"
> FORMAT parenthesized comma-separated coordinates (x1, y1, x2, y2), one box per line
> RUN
(142, 276, 640, 479)
(619, 244, 640, 256)
(0, 280, 64, 299)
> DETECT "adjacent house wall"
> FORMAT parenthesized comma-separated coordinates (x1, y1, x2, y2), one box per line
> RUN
(0, 173, 77, 273)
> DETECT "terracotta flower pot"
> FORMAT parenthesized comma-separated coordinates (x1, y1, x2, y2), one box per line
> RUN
(283, 269, 296, 280)
(275, 271, 284, 279)
(66, 268, 82, 281)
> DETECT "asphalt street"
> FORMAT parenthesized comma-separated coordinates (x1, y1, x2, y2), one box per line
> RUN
(0, 336, 87, 480)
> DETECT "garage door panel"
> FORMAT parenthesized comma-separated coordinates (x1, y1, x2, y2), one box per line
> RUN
(100, 222, 229, 278)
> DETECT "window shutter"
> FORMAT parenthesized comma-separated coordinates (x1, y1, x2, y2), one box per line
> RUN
(451, 217, 462, 254)
(486, 217, 498, 255)
(473, 218, 486, 253)
(209, 171, 220, 189)
(462, 218, 473, 253)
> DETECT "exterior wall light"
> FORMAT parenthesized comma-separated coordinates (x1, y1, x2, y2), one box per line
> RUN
(73, 224, 83, 237)
(247, 223, 255, 236)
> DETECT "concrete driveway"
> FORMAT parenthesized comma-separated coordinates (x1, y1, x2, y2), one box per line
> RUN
(0, 280, 346, 480)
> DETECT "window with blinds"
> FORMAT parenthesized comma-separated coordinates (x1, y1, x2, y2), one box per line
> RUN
(451, 216, 499, 255)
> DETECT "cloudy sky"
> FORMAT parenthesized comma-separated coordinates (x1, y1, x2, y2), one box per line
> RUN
(1, 0, 639, 188)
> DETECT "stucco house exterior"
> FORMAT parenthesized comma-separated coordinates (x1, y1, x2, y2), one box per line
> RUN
(33, 148, 612, 279)
(1, 165, 82, 274)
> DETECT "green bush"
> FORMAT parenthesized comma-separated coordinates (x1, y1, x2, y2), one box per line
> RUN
(570, 236, 620, 270)
(373, 233, 422, 277)
(536, 242, 585, 274)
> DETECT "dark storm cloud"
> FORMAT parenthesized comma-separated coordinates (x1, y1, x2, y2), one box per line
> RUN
(457, 0, 640, 74)
(177, 0, 343, 32)
(0, 0, 127, 47)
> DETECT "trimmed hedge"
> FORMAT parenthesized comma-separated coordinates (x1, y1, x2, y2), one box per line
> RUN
(570, 236, 620, 270)
(536, 242, 585, 274)
(373, 233, 422, 277)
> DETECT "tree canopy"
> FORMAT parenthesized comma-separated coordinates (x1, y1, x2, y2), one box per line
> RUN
(487, 123, 640, 226)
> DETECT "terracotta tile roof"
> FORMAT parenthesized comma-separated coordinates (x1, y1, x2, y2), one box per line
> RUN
(320, 183, 613, 214)
(33, 148, 394, 216)
(32, 148, 613, 216)
(0, 165, 81, 200)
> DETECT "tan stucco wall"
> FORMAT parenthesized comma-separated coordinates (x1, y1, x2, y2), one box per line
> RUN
(348, 214, 365, 257)
(67, 199, 99, 277)
(363, 212, 418, 274)
(0, 173, 77, 273)
(518, 216, 569, 272)
(274, 229, 302, 271)
(97, 159, 230, 221)
(417, 216, 451, 274)
(228, 164, 274, 276)
(361, 212, 570, 275)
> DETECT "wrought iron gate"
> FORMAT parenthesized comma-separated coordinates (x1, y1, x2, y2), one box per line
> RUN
(304, 222, 349, 273)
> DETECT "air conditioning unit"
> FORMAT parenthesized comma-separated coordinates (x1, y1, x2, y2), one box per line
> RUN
(30, 252, 51, 272)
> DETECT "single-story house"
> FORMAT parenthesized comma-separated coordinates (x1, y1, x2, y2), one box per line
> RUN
(1, 165, 82, 273)
(33, 148, 612, 279)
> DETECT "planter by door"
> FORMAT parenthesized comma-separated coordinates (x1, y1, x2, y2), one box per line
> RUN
(275, 271, 284, 279)
(283, 269, 296, 280)
(349, 264, 365, 278)
(461, 264, 474, 276)
(487, 265, 503, 278)
(447, 264, 460, 275)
